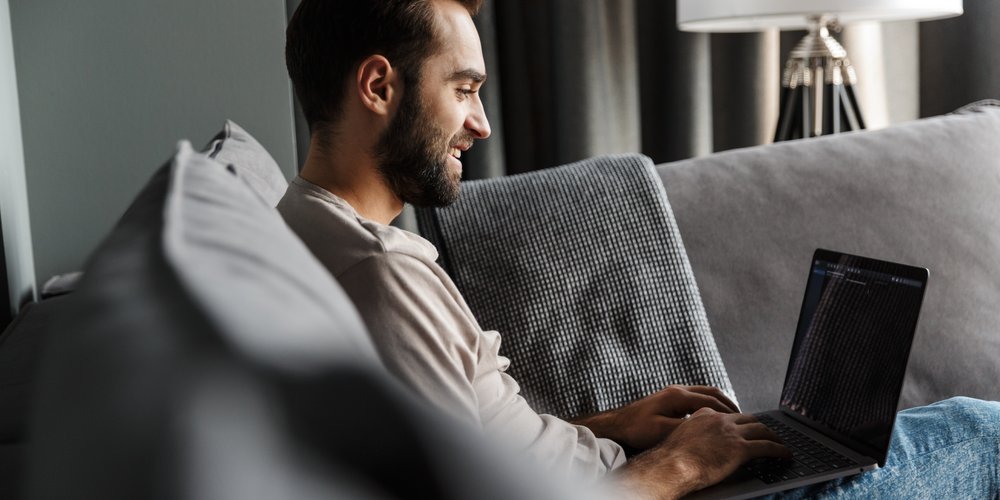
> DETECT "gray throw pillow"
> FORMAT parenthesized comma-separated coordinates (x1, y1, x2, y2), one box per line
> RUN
(163, 141, 376, 369)
(421, 154, 734, 419)
(27, 141, 591, 500)
(26, 142, 378, 498)
(204, 120, 288, 207)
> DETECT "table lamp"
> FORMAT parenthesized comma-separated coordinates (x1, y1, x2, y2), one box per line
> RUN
(677, 0, 963, 141)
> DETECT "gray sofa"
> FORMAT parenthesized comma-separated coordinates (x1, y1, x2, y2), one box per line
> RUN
(2, 106, 998, 497)
(414, 103, 1000, 419)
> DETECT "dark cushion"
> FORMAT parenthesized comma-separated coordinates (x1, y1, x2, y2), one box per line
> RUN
(0, 299, 66, 443)
(0, 297, 69, 500)
(0, 443, 25, 500)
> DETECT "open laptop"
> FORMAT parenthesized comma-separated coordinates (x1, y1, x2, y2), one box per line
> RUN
(687, 249, 929, 499)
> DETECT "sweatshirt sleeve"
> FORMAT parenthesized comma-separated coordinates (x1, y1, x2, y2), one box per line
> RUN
(337, 252, 483, 423)
(336, 252, 627, 476)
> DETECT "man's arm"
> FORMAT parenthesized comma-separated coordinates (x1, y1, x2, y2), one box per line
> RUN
(337, 251, 785, 492)
(337, 252, 627, 474)
(572, 385, 740, 451)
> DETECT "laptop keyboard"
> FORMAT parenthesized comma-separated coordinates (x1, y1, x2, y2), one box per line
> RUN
(744, 414, 859, 484)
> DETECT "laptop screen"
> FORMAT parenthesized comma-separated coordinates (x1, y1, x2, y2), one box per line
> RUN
(780, 249, 928, 464)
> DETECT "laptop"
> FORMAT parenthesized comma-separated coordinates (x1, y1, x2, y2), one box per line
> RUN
(687, 249, 929, 499)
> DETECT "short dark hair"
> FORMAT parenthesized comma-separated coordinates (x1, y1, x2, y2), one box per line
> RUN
(286, 0, 483, 136)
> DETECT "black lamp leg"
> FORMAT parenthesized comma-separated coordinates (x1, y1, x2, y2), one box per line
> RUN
(843, 84, 866, 130)
(775, 85, 803, 142)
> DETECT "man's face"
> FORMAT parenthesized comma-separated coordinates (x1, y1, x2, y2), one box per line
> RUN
(375, 0, 491, 208)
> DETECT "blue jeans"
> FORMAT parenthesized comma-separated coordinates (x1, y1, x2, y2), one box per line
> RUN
(774, 397, 1000, 498)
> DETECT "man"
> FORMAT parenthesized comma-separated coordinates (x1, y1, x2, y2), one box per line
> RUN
(278, 1, 1000, 498)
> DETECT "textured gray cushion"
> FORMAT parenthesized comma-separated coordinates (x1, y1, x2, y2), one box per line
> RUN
(420, 154, 734, 419)
(204, 120, 288, 207)
(658, 106, 1000, 413)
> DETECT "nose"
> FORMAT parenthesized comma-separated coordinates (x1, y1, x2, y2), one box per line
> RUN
(466, 98, 491, 139)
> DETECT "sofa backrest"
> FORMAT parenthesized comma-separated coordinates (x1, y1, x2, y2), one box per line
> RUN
(658, 104, 1000, 412)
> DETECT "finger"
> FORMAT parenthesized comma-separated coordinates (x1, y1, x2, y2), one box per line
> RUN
(683, 386, 740, 413)
(731, 413, 759, 425)
(656, 416, 687, 434)
(646, 388, 730, 417)
(739, 422, 783, 443)
(691, 406, 718, 417)
(745, 440, 793, 460)
(676, 391, 737, 415)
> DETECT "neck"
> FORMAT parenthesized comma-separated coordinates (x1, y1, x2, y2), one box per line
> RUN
(298, 132, 404, 225)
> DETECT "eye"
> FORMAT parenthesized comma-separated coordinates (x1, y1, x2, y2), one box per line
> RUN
(456, 87, 477, 100)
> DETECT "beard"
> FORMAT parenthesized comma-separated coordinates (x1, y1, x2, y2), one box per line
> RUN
(374, 88, 470, 208)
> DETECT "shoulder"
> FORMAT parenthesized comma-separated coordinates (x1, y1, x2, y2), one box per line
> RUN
(277, 176, 439, 276)
(340, 251, 471, 327)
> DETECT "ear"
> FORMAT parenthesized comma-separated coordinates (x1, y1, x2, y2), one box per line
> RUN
(356, 55, 398, 116)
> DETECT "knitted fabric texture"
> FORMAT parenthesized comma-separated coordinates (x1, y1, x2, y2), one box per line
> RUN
(418, 154, 735, 418)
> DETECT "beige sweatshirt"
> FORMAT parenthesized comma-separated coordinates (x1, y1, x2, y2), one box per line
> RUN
(277, 176, 626, 476)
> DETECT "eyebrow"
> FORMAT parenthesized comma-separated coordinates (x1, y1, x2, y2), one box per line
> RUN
(447, 69, 487, 83)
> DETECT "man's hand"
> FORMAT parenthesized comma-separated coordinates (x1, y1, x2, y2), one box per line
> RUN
(574, 385, 740, 451)
(618, 408, 791, 499)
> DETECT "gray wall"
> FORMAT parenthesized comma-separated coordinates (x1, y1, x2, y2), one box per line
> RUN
(9, 0, 298, 283)
(1, 0, 36, 319)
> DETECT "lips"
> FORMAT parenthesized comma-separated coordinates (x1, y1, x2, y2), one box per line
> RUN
(449, 138, 474, 161)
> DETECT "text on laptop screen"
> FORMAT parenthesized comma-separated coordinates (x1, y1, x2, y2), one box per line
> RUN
(780, 255, 925, 460)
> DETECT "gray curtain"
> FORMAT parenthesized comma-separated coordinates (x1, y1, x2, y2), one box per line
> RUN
(920, 1, 1000, 117)
(465, 0, 780, 180)
(465, 0, 993, 181)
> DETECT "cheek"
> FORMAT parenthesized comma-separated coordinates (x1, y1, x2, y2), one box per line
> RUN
(433, 97, 468, 131)
(443, 105, 466, 132)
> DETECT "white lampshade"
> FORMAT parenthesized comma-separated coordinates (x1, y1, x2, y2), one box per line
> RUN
(678, 0, 963, 32)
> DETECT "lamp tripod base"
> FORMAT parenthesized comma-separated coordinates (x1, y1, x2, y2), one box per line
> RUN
(773, 16, 866, 142)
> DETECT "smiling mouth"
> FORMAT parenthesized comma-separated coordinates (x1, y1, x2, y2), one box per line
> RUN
(449, 147, 462, 159)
